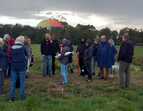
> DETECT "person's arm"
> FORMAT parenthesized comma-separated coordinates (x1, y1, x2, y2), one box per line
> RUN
(56, 41, 60, 53)
(24, 46, 28, 58)
(117, 46, 121, 62)
(129, 43, 134, 59)
(96, 46, 100, 62)
(89, 47, 93, 58)
(76, 46, 80, 53)
(114, 46, 118, 55)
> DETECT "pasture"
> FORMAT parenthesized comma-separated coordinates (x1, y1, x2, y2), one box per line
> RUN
(0, 45, 143, 111)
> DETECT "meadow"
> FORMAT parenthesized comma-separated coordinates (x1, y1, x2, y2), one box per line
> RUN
(0, 44, 143, 111)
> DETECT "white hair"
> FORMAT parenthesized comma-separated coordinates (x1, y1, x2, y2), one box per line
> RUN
(15, 36, 25, 44)
(101, 35, 106, 39)
(3, 34, 10, 40)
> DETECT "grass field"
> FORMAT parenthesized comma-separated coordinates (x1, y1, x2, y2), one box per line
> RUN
(0, 44, 143, 111)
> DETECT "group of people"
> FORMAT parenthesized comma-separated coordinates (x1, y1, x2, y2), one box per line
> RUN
(41, 33, 73, 85)
(0, 31, 134, 101)
(77, 32, 134, 88)
(0, 34, 33, 101)
(40, 32, 134, 88)
(77, 35, 117, 81)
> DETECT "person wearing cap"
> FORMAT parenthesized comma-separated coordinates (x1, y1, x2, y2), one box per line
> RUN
(118, 33, 134, 88)
(9, 36, 28, 101)
(97, 35, 111, 80)
(0, 38, 8, 95)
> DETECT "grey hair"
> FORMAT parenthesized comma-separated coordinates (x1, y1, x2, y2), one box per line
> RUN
(15, 36, 25, 44)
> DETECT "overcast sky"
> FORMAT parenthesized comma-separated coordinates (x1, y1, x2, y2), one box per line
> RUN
(0, 0, 143, 29)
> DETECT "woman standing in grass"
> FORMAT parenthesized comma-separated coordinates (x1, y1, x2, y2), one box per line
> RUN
(0, 38, 8, 95)
(108, 39, 117, 78)
(58, 38, 71, 85)
(25, 37, 33, 78)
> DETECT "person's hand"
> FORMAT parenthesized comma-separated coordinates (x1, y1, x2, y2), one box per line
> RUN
(42, 55, 45, 58)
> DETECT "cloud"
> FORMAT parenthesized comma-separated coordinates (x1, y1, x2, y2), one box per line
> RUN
(0, 0, 143, 29)
(0, 16, 41, 26)
(34, 10, 114, 28)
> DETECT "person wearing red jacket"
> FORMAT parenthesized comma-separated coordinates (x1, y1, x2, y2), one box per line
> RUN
(3, 34, 15, 77)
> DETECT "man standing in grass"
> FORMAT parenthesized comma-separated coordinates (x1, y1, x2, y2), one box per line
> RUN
(10, 36, 28, 101)
(41, 33, 54, 77)
(97, 35, 110, 80)
(118, 32, 134, 88)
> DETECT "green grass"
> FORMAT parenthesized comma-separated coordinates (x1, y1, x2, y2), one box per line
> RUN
(134, 46, 143, 58)
(0, 44, 143, 111)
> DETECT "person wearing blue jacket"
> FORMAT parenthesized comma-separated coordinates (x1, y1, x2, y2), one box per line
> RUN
(9, 36, 28, 101)
(0, 38, 8, 95)
(97, 35, 110, 80)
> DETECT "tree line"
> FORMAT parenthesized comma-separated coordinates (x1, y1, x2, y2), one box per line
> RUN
(0, 22, 143, 45)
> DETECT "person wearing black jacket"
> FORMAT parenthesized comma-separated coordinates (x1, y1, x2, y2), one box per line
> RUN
(41, 33, 54, 77)
(91, 39, 98, 76)
(76, 38, 86, 76)
(118, 33, 134, 88)
(52, 34, 60, 75)
(83, 39, 93, 81)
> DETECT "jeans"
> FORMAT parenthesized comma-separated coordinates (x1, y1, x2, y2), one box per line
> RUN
(119, 61, 130, 88)
(42, 55, 53, 76)
(61, 64, 68, 84)
(0, 69, 4, 95)
(10, 70, 26, 99)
